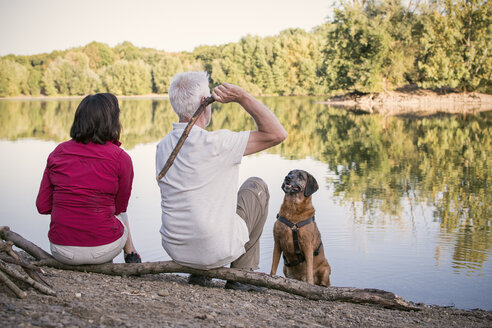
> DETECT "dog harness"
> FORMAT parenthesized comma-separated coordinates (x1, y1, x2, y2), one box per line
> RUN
(276, 214, 323, 267)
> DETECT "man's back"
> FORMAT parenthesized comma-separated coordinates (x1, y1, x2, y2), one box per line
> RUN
(156, 123, 250, 269)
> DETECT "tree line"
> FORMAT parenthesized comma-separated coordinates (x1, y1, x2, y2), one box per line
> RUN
(0, 0, 490, 97)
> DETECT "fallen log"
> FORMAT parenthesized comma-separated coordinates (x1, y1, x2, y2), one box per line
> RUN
(1, 226, 420, 311)
(0, 226, 52, 260)
(33, 259, 419, 311)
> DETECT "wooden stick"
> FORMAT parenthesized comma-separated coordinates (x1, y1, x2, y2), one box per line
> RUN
(0, 260, 56, 296)
(156, 96, 215, 181)
(0, 240, 48, 285)
(0, 269, 27, 299)
(0, 226, 52, 260)
(35, 258, 419, 311)
(0, 254, 44, 273)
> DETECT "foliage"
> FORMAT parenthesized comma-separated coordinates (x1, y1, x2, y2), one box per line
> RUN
(82, 41, 116, 70)
(202, 30, 326, 95)
(149, 53, 203, 94)
(0, 0, 490, 97)
(322, 0, 421, 92)
(101, 59, 152, 95)
(416, 0, 492, 92)
(42, 52, 101, 95)
(0, 59, 28, 97)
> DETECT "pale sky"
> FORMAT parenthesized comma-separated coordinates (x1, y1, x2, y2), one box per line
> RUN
(0, 0, 334, 56)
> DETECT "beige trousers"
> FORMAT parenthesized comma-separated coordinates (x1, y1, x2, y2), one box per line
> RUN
(50, 213, 129, 265)
(231, 177, 270, 270)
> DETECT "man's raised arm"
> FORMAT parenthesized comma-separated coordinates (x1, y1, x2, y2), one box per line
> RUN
(212, 83, 288, 156)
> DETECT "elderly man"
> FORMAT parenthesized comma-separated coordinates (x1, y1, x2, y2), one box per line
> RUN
(156, 71, 287, 290)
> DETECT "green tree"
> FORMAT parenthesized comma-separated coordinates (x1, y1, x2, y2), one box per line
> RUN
(322, 0, 421, 92)
(101, 59, 152, 95)
(417, 0, 491, 92)
(114, 41, 142, 61)
(0, 59, 28, 97)
(277, 28, 326, 95)
(82, 41, 115, 70)
(193, 45, 221, 73)
(323, 1, 390, 92)
(203, 29, 325, 95)
(26, 67, 42, 96)
(151, 54, 183, 94)
(42, 52, 101, 95)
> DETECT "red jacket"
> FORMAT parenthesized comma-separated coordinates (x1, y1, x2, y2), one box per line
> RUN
(36, 139, 133, 247)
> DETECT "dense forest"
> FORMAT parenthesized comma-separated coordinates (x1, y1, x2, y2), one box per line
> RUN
(0, 0, 490, 97)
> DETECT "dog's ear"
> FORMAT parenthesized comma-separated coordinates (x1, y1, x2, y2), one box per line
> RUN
(304, 172, 319, 197)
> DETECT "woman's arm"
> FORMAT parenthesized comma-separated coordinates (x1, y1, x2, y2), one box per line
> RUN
(36, 166, 53, 214)
(115, 151, 134, 215)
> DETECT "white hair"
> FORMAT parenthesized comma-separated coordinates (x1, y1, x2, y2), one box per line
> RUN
(169, 71, 210, 120)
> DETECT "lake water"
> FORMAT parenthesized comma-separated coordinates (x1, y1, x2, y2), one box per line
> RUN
(0, 97, 491, 310)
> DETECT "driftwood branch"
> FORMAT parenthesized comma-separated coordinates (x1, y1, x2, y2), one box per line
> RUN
(0, 226, 52, 260)
(0, 227, 54, 298)
(0, 253, 44, 273)
(0, 239, 48, 285)
(2, 227, 419, 310)
(156, 96, 215, 181)
(0, 260, 56, 296)
(0, 269, 27, 299)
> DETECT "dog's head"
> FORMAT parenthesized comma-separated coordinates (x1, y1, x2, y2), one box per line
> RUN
(281, 169, 319, 197)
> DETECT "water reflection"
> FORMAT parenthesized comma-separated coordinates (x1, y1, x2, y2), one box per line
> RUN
(0, 97, 491, 292)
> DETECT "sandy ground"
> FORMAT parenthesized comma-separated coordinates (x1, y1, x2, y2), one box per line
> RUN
(1, 265, 491, 328)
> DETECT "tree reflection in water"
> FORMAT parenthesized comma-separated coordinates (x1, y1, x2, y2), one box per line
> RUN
(1, 97, 490, 272)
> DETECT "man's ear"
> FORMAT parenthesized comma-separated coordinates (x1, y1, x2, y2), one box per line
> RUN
(304, 172, 319, 197)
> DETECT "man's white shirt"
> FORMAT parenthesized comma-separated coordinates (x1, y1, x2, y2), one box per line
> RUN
(156, 123, 250, 269)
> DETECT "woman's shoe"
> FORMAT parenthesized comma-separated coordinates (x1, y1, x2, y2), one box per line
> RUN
(124, 252, 141, 263)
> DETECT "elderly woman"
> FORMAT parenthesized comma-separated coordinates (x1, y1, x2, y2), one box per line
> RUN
(36, 93, 141, 264)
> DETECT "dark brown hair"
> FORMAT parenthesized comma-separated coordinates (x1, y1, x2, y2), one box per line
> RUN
(70, 93, 121, 144)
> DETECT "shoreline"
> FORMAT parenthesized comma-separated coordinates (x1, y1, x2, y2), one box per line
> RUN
(2, 89, 492, 117)
(2, 266, 492, 327)
(0, 94, 170, 101)
(318, 89, 492, 116)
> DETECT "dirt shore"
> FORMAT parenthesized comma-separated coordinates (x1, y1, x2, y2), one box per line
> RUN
(1, 265, 491, 328)
(320, 87, 492, 116)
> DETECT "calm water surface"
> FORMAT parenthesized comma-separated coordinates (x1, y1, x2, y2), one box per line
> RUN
(0, 97, 491, 310)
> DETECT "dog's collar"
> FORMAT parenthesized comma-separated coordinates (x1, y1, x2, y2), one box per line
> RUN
(276, 214, 315, 230)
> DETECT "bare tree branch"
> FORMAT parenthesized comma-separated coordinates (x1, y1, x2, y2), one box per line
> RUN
(0, 269, 27, 299)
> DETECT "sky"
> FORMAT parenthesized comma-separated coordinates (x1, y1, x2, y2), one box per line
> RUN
(0, 0, 333, 56)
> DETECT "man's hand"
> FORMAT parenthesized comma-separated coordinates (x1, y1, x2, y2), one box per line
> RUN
(212, 83, 247, 104)
(212, 82, 287, 156)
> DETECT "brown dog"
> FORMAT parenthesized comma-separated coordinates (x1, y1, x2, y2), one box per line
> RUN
(270, 169, 331, 286)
